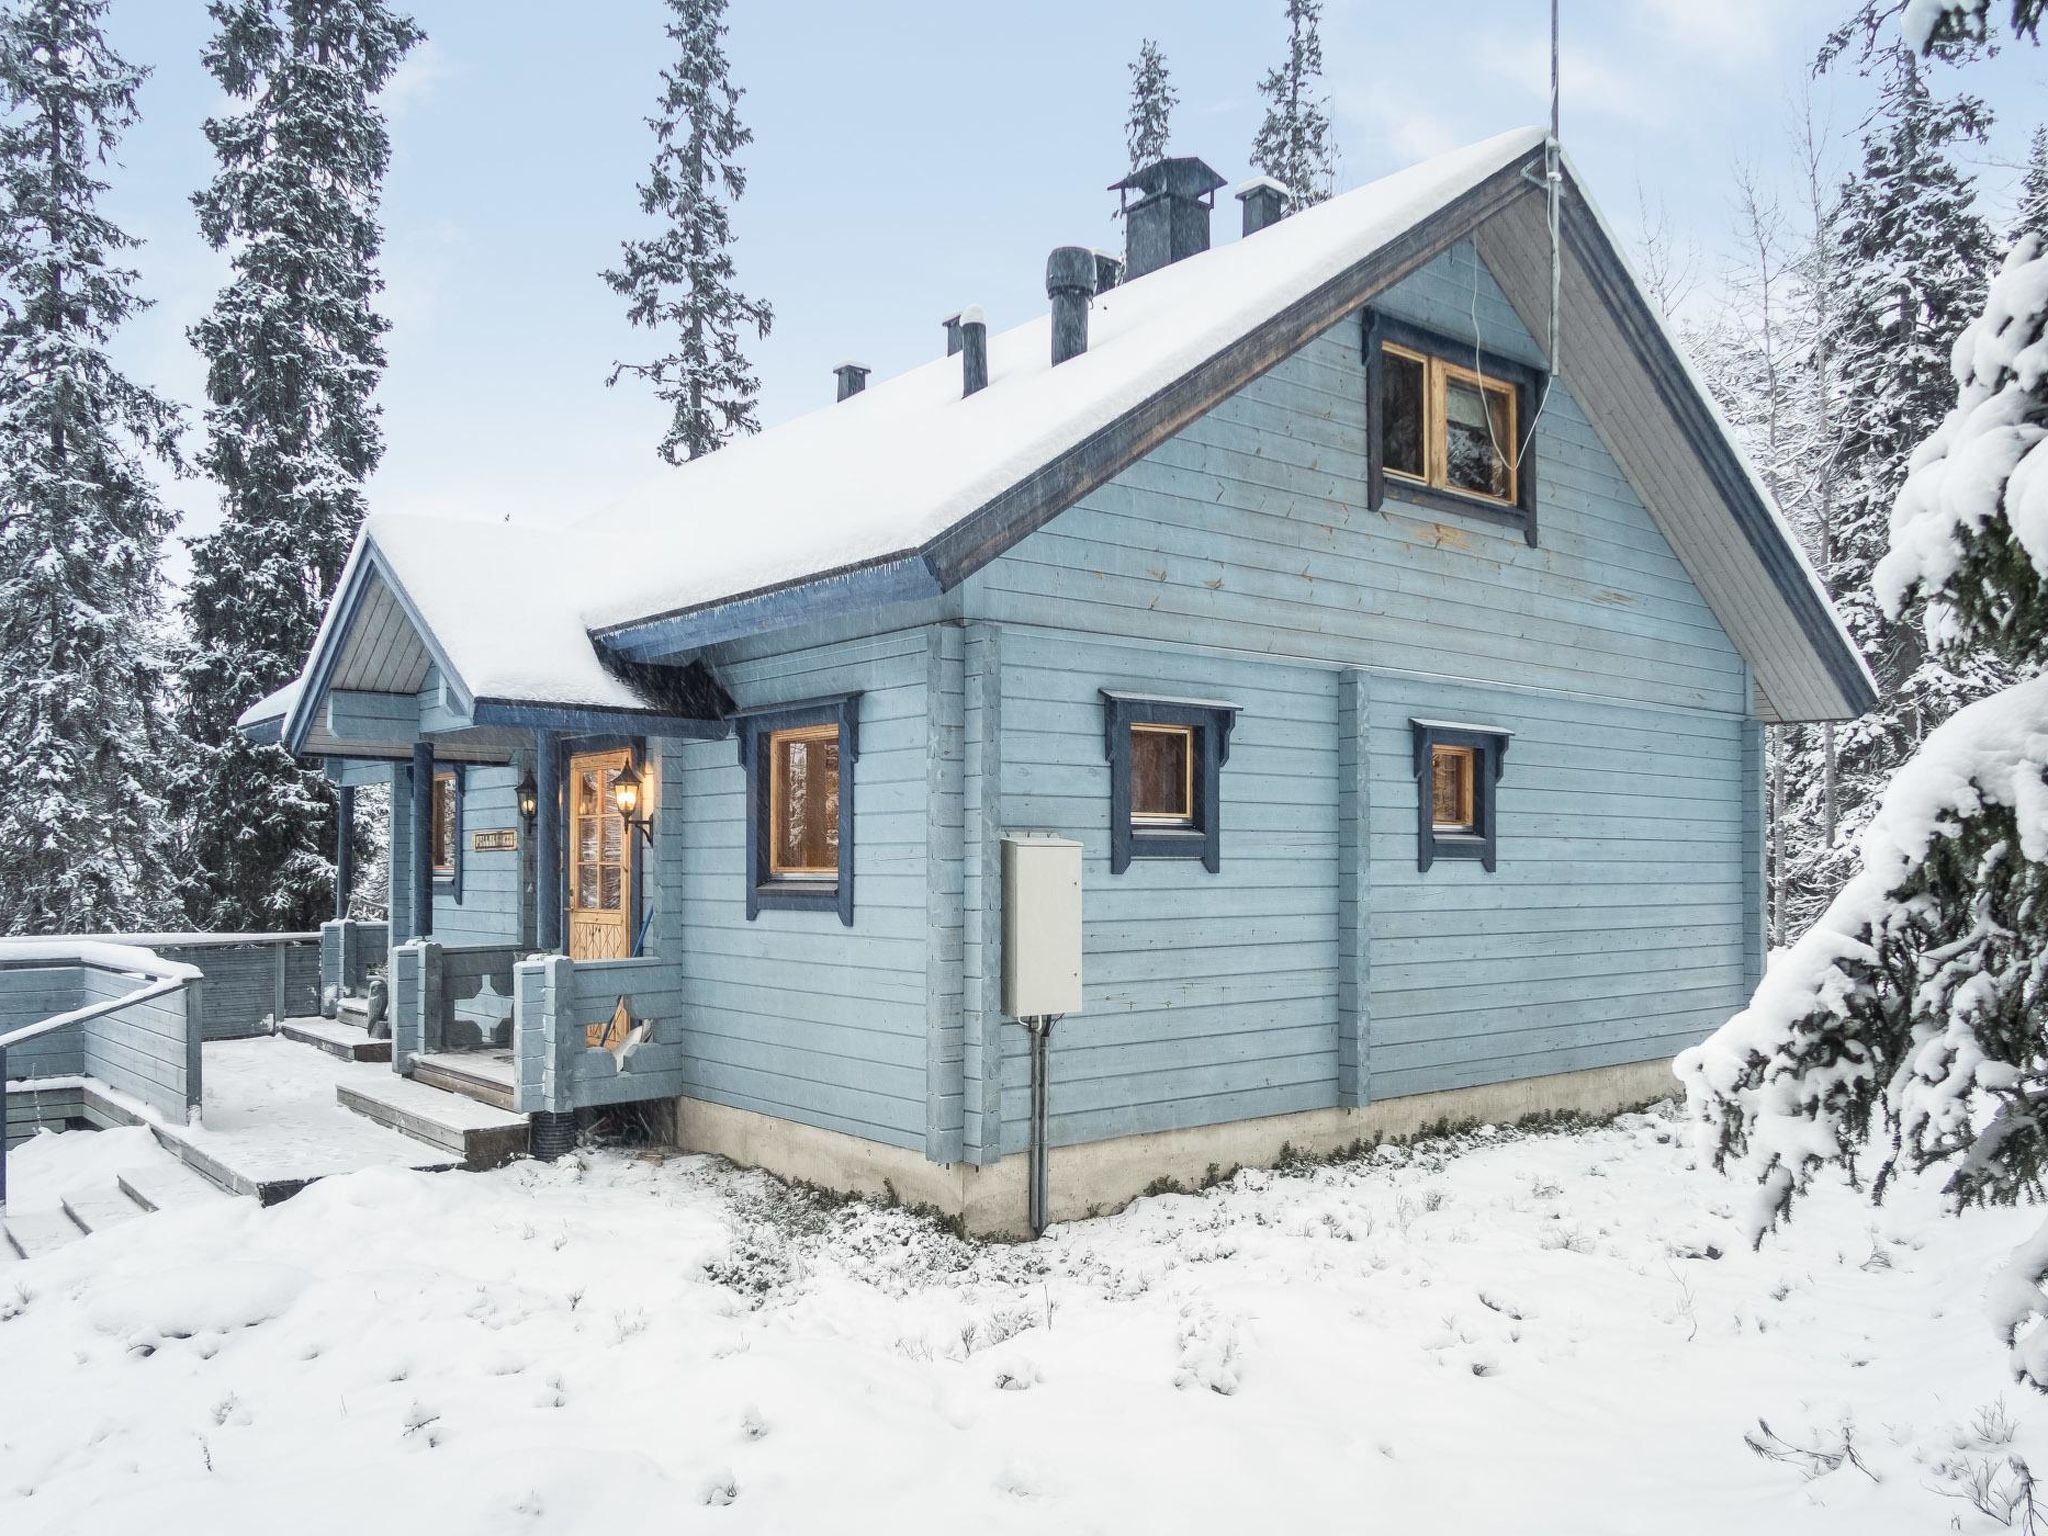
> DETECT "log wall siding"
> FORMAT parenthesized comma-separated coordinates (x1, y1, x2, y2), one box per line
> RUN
(955, 241, 1746, 1147)
(658, 629, 934, 1151)
(429, 764, 529, 948)
(630, 241, 1755, 1162)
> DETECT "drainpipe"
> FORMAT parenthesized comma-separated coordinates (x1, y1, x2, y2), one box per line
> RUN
(534, 733, 561, 953)
(410, 741, 434, 939)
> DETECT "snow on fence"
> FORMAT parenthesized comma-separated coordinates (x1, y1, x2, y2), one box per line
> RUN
(0, 940, 205, 1143)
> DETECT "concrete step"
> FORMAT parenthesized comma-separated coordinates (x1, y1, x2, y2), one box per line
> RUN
(117, 1159, 233, 1214)
(336, 1076, 528, 1171)
(60, 1185, 146, 1236)
(410, 1052, 519, 1113)
(280, 1016, 392, 1063)
(3, 1211, 84, 1260)
(336, 995, 371, 1024)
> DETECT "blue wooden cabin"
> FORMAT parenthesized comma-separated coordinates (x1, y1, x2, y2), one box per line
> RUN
(241, 127, 1871, 1231)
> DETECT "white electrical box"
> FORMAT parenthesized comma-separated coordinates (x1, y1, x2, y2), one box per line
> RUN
(1002, 833, 1082, 1017)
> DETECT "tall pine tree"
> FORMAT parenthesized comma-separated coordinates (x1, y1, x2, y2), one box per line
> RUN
(2014, 123, 2048, 248)
(0, 0, 184, 934)
(604, 0, 771, 467)
(1249, 0, 1335, 210)
(1810, 43, 2004, 907)
(178, 0, 421, 933)
(1125, 38, 1175, 173)
(1681, 227, 2048, 1390)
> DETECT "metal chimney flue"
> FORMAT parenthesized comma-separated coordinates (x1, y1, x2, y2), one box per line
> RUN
(1236, 176, 1291, 236)
(958, 306, 987, 396)
(833, 362, 870, 401)
(1110, 155, 1227, 280)
(1046, 246, 1095, 366)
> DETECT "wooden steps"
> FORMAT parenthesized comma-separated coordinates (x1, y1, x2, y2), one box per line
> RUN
(335, 1076, 528, 1170)
(116, 1158, 234, 1215)
(3, 1210, 84, 1260)
(60, 1186, 145, 1235)
(410, 1052, 519, 1113)
(280, 1016, 391, 1063)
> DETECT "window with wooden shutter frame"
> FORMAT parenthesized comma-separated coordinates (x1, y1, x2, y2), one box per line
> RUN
(430, 771, 457, 873)
(768, 724, 840, 878)
(1430, 745, 1477, 833)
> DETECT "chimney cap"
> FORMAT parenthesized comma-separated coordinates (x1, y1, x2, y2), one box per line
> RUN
(1109, 155, 1227, 204)
(955, 303, 985, 327)
(1234, 174, 1293, 201)
(1045, 245, 1096, 296)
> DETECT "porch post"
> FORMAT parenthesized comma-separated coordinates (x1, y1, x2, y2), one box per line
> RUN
(334, 784, 355, 920)
(411, 741, 434, 939)
(534, 730, 561, 953)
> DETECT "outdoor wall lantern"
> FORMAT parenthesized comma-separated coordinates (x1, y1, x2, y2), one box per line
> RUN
(515, 769, 539, 828)
(611, 759, 656, 846)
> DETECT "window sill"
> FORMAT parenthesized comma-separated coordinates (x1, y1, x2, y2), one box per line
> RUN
(750, 881, 843, 913)
(1426, 833, 1489, 862)
(1381, 477, 1531, 539)
(1127, 828, 1209, 862)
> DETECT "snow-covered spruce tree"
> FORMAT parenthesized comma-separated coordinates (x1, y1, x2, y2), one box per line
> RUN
(1125, 38, 1175, 173)
(603, 0, 771, 466)
(1677, 232, 2048, 1388)
(1249, 0, 1334, 211)
(0, 0, 186, 935)
(1822, 0, 2043, 65)
(178, 0, 420, 933)
(1809, 45, 2005, 909)
(2015, 124, 2048, 249)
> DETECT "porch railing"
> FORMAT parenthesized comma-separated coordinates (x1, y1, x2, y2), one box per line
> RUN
(512, 954, 687, 1115)
(0, 940, 205, 1207)
(388, 940, 525, 1067)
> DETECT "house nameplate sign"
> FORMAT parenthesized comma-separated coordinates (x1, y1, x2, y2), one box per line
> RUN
(471, 828, 518, 852)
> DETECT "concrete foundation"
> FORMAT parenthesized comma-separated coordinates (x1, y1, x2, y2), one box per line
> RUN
(673, 1055, 1678, 1237)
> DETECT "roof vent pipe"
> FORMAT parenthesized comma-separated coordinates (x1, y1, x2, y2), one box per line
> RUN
(833, 362, 870, 401)
(958, 306, 987, 396)
(1093, 249, 1123, 293)
(1236, 176, 1291, 236)
(943, 313, 964, 356)
(1046, 247, 1096, 366)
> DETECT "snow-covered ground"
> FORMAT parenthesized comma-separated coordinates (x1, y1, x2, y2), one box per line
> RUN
(2, 1104, 2040, 1533)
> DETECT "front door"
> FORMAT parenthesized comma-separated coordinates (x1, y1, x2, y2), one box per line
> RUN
(567, 748, 632, 961)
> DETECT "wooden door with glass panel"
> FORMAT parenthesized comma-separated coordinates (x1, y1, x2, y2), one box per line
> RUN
(568, 748, 632, 961)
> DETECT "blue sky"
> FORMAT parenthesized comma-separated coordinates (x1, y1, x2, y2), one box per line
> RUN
(95, 1, 2047, 577)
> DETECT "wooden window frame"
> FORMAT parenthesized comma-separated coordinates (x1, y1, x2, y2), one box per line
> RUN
(1102, 691, 1239, 875)
(1430, 743, 1478, 833)
(1128, 723, 1197, 827)
(1363, 309, 1544, 546)
(765, 723, 842, 879)
(736, 694, 861, 926)
(1409, 718, 1512, 872)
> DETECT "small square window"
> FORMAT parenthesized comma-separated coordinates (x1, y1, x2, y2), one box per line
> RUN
(1102, 692, 1238, 875)
(768, 725, 840, 877)
(1430, 744, 1477, 833)
(737, 696, 860, 925)
(1366, 311, 1539, 544)
(1411, 719, 1512, 872)
(1130, 724, 1195, 826)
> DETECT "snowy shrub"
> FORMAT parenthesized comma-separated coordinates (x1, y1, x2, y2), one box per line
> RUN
(1679, 237, 2048, 1389)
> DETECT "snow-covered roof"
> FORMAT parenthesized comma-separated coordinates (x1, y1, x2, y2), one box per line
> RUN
(237, 676, 300, 733)
(273, 122, 1871, 743)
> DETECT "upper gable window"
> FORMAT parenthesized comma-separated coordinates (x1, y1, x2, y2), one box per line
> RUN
(1380, 342, 1518, 506)
(1364, 310, 1544, 546)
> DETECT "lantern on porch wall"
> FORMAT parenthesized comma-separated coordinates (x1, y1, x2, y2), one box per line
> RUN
(611, 759, 654, 846)
(516, 769, 540, 828)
